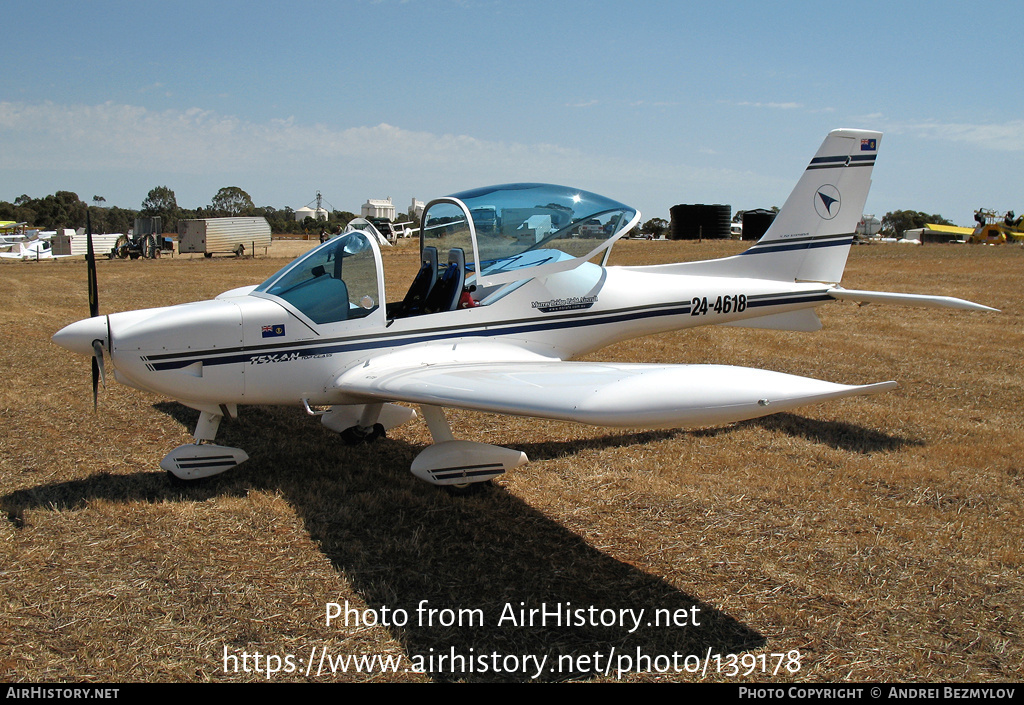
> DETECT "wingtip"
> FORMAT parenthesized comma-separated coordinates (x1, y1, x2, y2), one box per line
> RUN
(860, 380, 898, 395)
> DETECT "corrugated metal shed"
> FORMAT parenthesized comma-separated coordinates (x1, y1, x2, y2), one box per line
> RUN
(177, 217, 271, 256)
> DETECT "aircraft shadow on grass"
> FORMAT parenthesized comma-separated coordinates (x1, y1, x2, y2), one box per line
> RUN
(742, 413, 924, 454)
(3, 401, 782, 682)
(3, 399, 920, 681)
(512, 412, 923, 461)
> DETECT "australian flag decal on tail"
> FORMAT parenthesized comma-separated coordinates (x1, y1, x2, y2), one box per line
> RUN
(262, 324, 286, 338)
(861, 138, 877, 151)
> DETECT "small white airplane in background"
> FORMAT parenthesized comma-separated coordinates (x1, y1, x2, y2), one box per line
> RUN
(0, 221, 29, 250)
(0, 237, 73, 261)
(53, 129, 995, 486)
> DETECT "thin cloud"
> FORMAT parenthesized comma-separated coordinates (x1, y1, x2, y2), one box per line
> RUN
(735, 101, 804, 110)
(901, 119, 1024, 152)
(0, 100, 785, 215)
(630, 100, 681, 108)
(0, 101, 588, 176)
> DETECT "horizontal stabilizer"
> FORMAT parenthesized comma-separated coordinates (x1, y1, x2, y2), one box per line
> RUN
(337, 360, 896, 429)
(828, 288, 998, 312)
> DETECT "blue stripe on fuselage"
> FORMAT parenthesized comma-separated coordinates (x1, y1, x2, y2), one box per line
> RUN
(740, 235, 852, 256)
(143, 291, 830, 371)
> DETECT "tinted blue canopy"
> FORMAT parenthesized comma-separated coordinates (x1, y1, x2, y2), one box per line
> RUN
(424, 183, 640, 287)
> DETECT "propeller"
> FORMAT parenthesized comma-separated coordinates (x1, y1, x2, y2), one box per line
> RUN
(86, 213, 106, 410)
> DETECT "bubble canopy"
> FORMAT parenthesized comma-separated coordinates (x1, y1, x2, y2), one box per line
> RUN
(422, 183, 640, 287)
(251, 185, 640, 326)
(253, 231, 383, 326)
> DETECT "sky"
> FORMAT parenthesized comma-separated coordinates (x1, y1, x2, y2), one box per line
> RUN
(2, 0, 1022, 226)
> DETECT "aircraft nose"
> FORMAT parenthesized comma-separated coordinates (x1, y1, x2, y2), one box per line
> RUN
(52, 316, 108, 356)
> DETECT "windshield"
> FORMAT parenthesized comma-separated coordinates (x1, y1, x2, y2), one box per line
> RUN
(254, 232, 381, 325)
(422, 183, 638, 286)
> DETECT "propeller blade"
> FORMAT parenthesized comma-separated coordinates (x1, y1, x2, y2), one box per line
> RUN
(92, 339, 106, 390)
(87, 212, 104, 410)
(91, 356, 100, 411)
(87, 212, 99, 319)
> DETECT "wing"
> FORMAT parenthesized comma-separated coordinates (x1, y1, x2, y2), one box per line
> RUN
(335, 350, 895, 429)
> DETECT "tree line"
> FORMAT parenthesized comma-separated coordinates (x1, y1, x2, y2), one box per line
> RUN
(879, 210, 953, 237)
(0, 186, 370, 236)
(2, 187, 954, 240)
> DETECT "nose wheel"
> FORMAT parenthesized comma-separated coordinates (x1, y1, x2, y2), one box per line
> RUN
(339, 422, 386, 445)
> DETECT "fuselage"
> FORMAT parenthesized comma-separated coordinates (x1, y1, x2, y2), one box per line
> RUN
(53, 162, 879, 416)
(60, 259, 828, 410)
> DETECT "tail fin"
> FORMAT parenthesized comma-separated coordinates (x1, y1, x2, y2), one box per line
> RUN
(673, 129, 880, 284)
(748, 128, 880, 283)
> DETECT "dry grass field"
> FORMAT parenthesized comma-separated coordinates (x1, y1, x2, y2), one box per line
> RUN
(0, 238, 1021, 682)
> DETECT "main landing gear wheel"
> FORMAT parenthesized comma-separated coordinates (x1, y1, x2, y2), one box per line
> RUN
(164, 465, 226, 486)
(166, 468, 198, 487)
(340, 423, 386, 445)
(444, 480, 492, 497)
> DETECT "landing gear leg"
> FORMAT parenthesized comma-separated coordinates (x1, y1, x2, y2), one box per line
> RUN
(194, 409, 222, 442)
(420, 404, 454, 442)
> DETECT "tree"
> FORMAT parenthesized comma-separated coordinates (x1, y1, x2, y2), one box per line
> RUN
(21, 191, 88, 230)
(881, 210, 952, 238)
(640, 218, 668, 239)
(142, 186, 177, 213)
(0, 199, 34, 226)
(141, 186, 180, 232)
(211, 186, 254, 217)
(105, 206, 135, 235)
(55, 191, 87, 227)
(332, 210, 356, 227)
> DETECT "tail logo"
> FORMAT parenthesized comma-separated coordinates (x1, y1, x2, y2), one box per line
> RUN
(814, 185, 841, 220)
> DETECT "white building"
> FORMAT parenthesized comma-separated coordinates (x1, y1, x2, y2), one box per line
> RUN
(361, 197, 395, 220)
(409, 198, 425, 220)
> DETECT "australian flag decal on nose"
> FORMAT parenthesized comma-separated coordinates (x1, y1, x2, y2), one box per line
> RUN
(262, 324, 286, 338)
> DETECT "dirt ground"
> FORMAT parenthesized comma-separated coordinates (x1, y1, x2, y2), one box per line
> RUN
(0, 239, 1021, 682)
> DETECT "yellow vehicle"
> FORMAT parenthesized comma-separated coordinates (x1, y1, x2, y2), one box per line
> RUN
(970, 209, 1024, 244)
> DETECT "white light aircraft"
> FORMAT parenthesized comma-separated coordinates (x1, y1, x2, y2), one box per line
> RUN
(0, 237, 73, 261)
(0, 221, 29, 250)
(53, 129, 995, 485)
